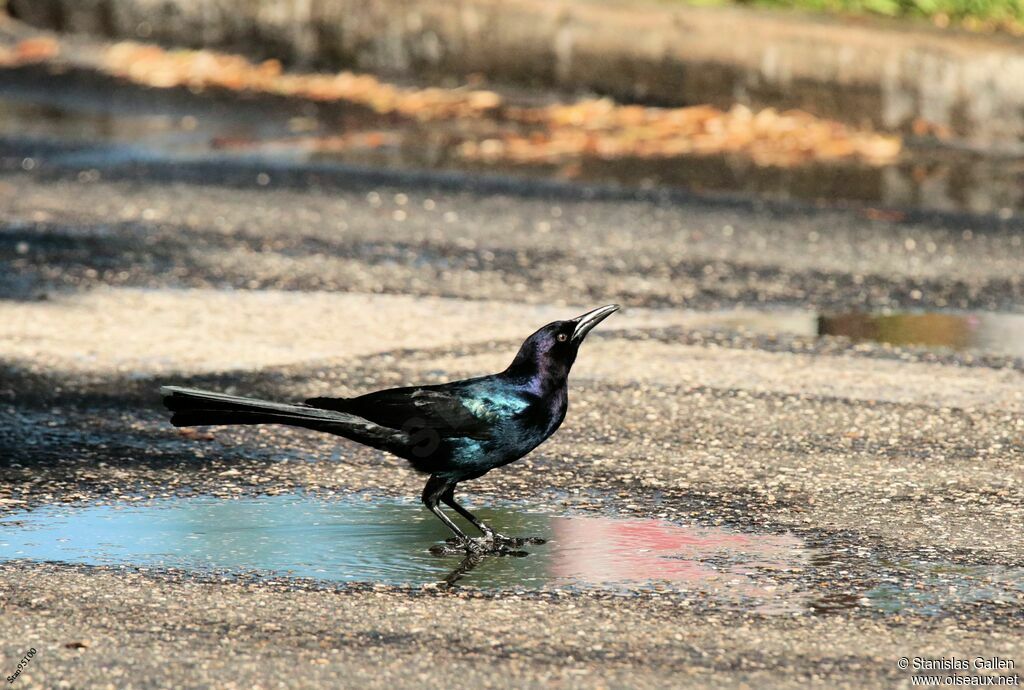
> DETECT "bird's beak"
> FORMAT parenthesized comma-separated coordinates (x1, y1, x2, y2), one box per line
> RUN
(571, 304, 620, 344)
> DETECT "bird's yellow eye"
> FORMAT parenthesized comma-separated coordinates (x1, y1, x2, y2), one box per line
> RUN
(556, 333, 569, 342)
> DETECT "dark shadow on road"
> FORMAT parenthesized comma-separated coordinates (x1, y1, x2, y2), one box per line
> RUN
(3, 216, 1023, 311)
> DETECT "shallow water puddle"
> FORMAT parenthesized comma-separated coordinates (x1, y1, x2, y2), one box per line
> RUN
(683, 308, 1024, 358)
(0, 494, 806, 603)
(864, 563, 1024, 615)
(2, 68, 1022, 216)
(2, 495, 1020, 614)
(816, 311, 1024, 356)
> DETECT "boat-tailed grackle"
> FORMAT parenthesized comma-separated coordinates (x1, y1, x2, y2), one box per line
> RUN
(162, 304, 619, 553)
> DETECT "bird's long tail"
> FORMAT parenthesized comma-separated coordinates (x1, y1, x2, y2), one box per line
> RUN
(160, 387, 406, 451)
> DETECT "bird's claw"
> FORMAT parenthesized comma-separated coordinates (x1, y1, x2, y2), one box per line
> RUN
(484, 532, 546, 548)
(429, 532, 544, 556)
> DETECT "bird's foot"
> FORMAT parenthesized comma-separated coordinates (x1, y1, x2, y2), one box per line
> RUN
(483, 531, 546, 548)
(430, 536, 531, 557)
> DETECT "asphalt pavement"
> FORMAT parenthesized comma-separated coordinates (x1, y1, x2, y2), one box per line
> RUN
(1, 146, 1022, 689)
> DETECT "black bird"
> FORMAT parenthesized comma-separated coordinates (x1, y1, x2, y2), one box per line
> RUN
(162, 304, 619, 552)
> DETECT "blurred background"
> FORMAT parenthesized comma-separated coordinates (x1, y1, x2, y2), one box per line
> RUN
(1, 0, 1023, 214)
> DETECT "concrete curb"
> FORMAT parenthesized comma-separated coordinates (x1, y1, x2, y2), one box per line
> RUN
(8, 0, 1024, 144)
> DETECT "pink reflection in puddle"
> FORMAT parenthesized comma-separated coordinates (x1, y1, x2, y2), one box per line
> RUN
(548, 515, 808, 610)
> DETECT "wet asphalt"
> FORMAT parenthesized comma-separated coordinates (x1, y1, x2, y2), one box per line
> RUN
(1, 141, 1023, 689)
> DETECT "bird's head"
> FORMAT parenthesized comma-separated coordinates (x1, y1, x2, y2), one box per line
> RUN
(506, 304, 619, 387)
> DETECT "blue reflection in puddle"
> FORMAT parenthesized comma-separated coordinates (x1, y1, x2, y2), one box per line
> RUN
(3, 493, 1020, 616)
(0, 493, 806, 603)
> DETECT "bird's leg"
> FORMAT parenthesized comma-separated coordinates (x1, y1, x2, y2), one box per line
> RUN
(440, 486, 505, 543)
(441, 486, 546, 549)
(422, 475, 479, 553)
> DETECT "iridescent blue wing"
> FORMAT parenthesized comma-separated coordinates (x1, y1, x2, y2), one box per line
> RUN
(306, 385, 508, 440)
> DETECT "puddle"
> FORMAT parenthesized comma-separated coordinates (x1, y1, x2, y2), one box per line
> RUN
(675, 308, 1024, 358)
(1, 66, 1022, 215)
(864, 567, 1024, 616)
(0, 65, 381, 160)
(0, 493, 806, 603)
(2, 494, 1021, 615)
(816, 311, 1024, 356)
(810, 555, 1024, 616)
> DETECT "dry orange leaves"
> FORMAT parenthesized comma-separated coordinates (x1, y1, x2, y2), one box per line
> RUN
(468, 101, 901, 167)
(105, 42, 501, 120)
(101, 41, 900, 167)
